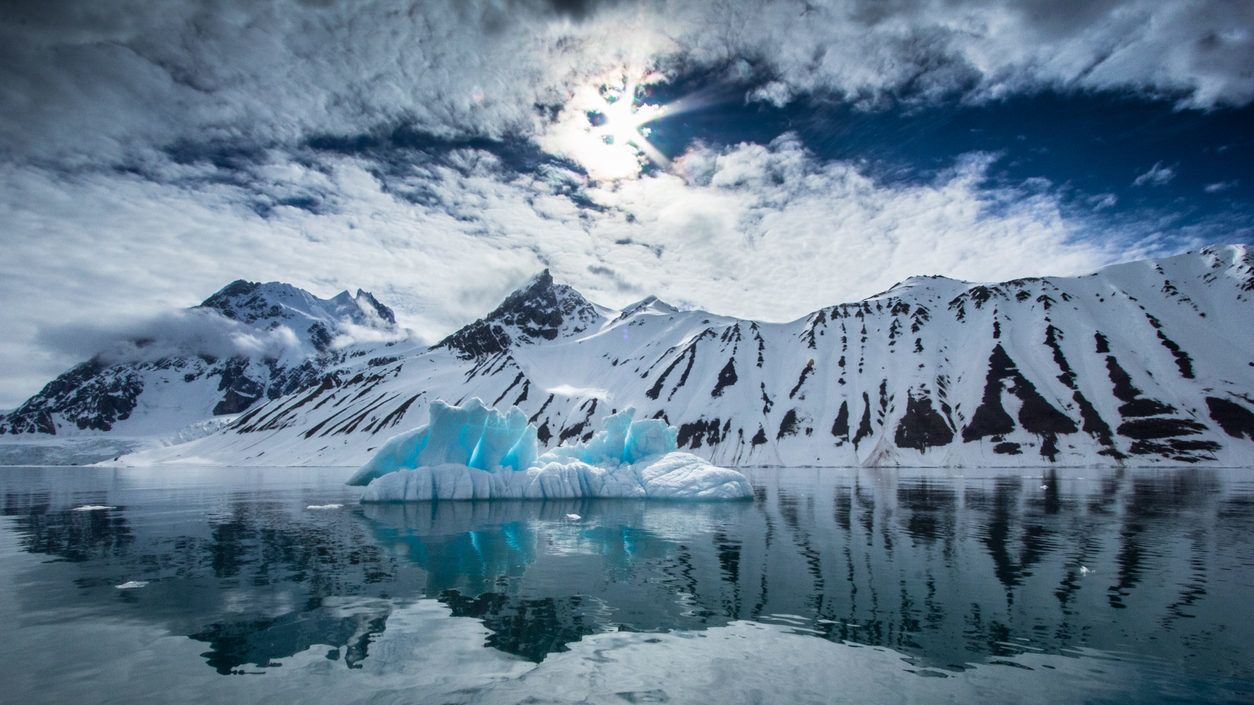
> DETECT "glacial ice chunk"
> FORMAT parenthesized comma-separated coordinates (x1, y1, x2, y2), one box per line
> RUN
(357, 453, 752, 501)
(348, 399, 752, 501)
(537, 408, 678, 465)
(346, 425, 431, 487)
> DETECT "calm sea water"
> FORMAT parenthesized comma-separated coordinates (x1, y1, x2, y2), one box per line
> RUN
(0, 465, 1251, 704)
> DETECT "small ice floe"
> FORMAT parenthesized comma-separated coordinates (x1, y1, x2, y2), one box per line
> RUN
(306, 504, 343, 510)
(565, 513, 582, 521)
(1079, 566, 1092, 576)
(115, 581, 148, 590)
(72, 505, 116, 512)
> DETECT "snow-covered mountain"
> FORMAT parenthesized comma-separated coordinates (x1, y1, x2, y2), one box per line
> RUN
(0, 280, 401, 438)
(5, 246, 1254, 467)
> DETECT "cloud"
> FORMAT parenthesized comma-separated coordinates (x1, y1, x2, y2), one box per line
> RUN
(1089, 193, 1119, 210)
(1204, 180, 1238, 193)
(329, 321, 415, 351)
(36, 309, 304, 365)
(1133, 162, 1177, 187)
(694, 0, 1254, 109)
(575, 137, 1144, 321)
(1, 0, 1251, 167)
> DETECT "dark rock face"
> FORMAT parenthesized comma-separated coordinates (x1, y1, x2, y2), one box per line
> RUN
(962, 344, 1077, 459)
(776, 409, 800, 439)
(646, 339, 703, 402)
(1043, 325, 1117, 452)
(852, 393, 874, 447)
(212, 357, 265, 415)
(751, 426, 768, 446)
(711, 358, 738, 397)
(830, 401, 850, 441)
(894, 394, 953, 451)
(308, 323, 334, 352)
(788, 360, 815, 399)
(1205, 397, 1254, 440)
(436, 270, 601, 359)
(199, 280, 261, 318)
(1102, 354, 1219, 462)
(1, 359, 143, 434)
(677, 418, 724, 449)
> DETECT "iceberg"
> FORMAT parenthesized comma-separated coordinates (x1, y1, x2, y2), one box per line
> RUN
(347, 399, 752, 501)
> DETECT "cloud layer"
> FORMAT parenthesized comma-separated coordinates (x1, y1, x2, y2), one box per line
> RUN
(37, 309, 305, 366)
(0, 134, 1174, 406)
(2, 0, 1251, 164)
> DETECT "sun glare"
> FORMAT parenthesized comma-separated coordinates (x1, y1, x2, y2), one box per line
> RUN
(594, 80, 658, 148)
(547, 69, 671, 181)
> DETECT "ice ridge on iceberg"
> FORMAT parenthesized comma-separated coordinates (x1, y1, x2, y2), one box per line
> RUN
(347, 399, 752, 501)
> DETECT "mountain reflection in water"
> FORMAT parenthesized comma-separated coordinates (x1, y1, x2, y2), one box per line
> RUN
(0, 465, 1251, 695)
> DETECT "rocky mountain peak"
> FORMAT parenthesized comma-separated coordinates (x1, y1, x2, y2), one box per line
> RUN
(435, 269, 603, 358)
(197, 280, 397, 335)
(354, 289, 397, 326)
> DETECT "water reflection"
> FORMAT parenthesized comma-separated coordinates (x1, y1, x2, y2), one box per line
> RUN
(0, 465, 1252, 689)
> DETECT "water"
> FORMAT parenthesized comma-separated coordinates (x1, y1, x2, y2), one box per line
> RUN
(1, 465, 1252, 704)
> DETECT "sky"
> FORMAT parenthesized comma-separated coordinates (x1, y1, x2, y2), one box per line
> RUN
(1, 0, 1252, 408)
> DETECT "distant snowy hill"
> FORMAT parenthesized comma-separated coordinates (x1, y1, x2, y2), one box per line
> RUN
(4, 246, 1254, 467)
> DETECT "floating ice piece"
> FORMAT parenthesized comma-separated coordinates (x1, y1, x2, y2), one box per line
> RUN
(1079, 566, 1092, 576)
(359, 453, 751, 501)
(72, 505, 116, 511)
(565, 514, 582, 521)
(115, 581, 148, 589)
(350, 399, 752, 501)
(347, 400, 535, 487)
(306, 504, 343, 510)
(540, 407, 678, 465)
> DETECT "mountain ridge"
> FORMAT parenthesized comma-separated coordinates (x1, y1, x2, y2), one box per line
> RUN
(3, 245, 1253, 467)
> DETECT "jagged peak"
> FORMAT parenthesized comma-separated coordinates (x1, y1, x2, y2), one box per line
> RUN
(351, 289, 397, 325)
(434, 269, 603, 358)
(489, 269, 593, 319)
(197, 279, 396, 332)
(519, 268, 555, 291)
(199, 279, 263, 310)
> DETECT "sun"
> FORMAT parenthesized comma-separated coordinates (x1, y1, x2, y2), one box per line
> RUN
(544, 69, 671, 181)
(592, 79, 661, 150)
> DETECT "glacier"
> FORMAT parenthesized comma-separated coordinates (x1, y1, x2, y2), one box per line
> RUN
(347, 399, 753, 501)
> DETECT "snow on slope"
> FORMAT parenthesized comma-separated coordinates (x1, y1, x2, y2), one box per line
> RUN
(10, 246, 1254, 467)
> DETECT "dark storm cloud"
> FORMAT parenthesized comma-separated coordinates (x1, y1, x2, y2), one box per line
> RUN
(537, 0, 616, 20)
